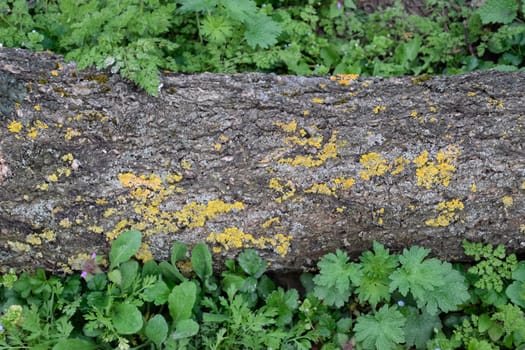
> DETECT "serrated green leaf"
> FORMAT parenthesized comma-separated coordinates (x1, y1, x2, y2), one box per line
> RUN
(266, 288, 299, 327)
(111, 303, 143, 335)
(145, 314, 168, 348)
(244, 13, 281, 49)
(404, 307, 442, 349)
(109, 230, 142, 269)
(169, 281, 196, 323)
(313, 250, 362, 307)
(191, 242, 213, 281)
(177, 0, 218, 13)
(356, 241, 399, 308)
(477, 0, 518, 24)
(221, 0, 257, 22)
(355, 305, 406, 350)
(200, 15, 234, 44)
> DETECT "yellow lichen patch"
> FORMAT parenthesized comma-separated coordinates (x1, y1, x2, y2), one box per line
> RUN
(278, 131, 338, 167)
(373, 105, 387, 114)
(34, 105, 41, 111)
(284, 135, 323, 149)
(467, 91, 476, 97)
(425, 199, 464, 227)
(40, 229, 56, 242)
(180, 159, 192, 170)
(8, 121, 23, 133)
(7, 241, 31, 253)
(330, 73, 358, 85)
(51, 70, 59, 76)
(502, 196, 513, 208)
(262, 217, 280, 229)
(336, 206, 346, 213)
(59, 219, 72, 228)
(61, 153, 74, 163)
(173, 200, 244, 228)
(106, 219, 133, 241)
(119, 173, 162, 191)
(414, 146, 460, 189)
(47, 173, 58, 183)
(212, 143, 222, 151)
(64, 128, 81, 140)
(89, 226, 104, 234)
(303, 110, 310, 116)
(487, 97, 503, 109)
(305, 183, 336, 196)
(359, 152, 391, 180)
(219, 134, 229, 142)
(27, 127, 38, 139)
(166, 172, 183, 184)
(269, 178, 296, 203)
(274, 120, 297, 133)
(311, 97, 325, 104)
(333, 177, 355, 190)
(471, 183, 477, 192)
(135, 243, 153, 262)
(520, 225, 525, 233)
(25, 234, 42, 245)
(36, 183, 48, 191)
(391, 156, 410, 175)
(206, 227, 292, 257)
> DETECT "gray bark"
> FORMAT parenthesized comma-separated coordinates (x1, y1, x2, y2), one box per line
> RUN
(1, 47, 524, 274)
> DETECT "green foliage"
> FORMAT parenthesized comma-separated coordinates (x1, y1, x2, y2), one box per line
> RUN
(1, 0, 524, 95)
(354, 304, 406, 350)
(389, 246, 469, 315)
(356, 240, 399, 308)
(313, 249, 361, 307)
(1, 236, 525, 349)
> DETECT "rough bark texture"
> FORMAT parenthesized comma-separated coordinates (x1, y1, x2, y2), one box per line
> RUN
(1, 47, 524, 274)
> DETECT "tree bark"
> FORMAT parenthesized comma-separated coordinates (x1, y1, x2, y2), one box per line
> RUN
(1, 47, 524, 274)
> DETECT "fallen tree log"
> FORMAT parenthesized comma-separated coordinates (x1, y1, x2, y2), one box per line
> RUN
(1, 47, 524, 274)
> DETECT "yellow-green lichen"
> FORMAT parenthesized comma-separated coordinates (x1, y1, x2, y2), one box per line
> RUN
(414, 146, 459, 189)
(7, 241, 31, 253)
(274, 120, 297, 133)
(390, 156, 410, 176)
(206, 227, 292, 256)
(305, 183, 336, 196)
(359, 152, 391, 180)
(7, 121, 23, 133)
(502, 196, 513, 208)
(262, 217, 280, 229)
(278, 131, 338, 167)
(425, 199, 464, 227)
(269, 178, 296, 203)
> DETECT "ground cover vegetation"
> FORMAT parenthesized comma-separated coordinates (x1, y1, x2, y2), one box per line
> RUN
(1, 231, 525, 349)
(2, 0, 525, 349)
(0, 0, 524, 94)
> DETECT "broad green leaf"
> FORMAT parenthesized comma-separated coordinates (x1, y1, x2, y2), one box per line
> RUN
(159, 261, 186, 284)
(172, 319, 199, 339)
(266, 288, 299, 327)
(238, 249, 266, 278)
(177, 0, 218, 13)
(356, 241, 399, 308)
(109, 230, 142, 269)
(506, 281, 525, 308)
(244, 14, 281, 49)
(191, 242, 213, 281)
(171, 242, 187, 265)
(52, 339, 98, 350)
(119, 260, 139, 290)
(144, 278, 171, 305)
(145, 314, 168, 348)
(313, 250, 362, 307)
(111, 303, 143, 335)
(221, 0, 257, 22)
(107, 269, 122, 286)
(404, 307, 442, 349)
(168, 281, 196, 323)
(355, 305, 406, 350)
(477, 0, 518, 24)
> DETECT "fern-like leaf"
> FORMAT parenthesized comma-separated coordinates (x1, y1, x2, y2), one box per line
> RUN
(244, 13, 282, 49)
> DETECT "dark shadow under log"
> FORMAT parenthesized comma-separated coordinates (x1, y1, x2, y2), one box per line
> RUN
(0, 48, 524, 274)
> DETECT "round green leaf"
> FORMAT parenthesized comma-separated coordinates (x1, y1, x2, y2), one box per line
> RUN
(111, 303, 144, 335)
(145, 314, 168, 347)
